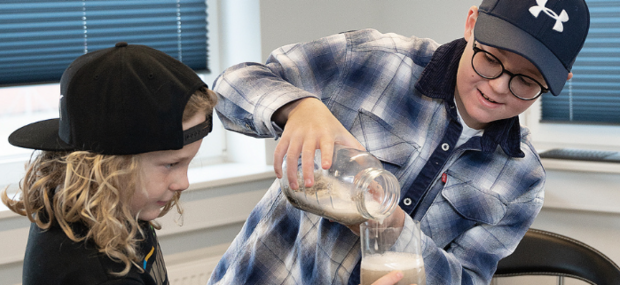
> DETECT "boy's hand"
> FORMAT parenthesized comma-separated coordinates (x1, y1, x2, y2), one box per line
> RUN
(345, 206, 406, 236)
(273, 97, 364, 190)
(367, 270, 416, 285)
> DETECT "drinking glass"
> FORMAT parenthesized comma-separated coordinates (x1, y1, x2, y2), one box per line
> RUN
(360, 220, 425, 285)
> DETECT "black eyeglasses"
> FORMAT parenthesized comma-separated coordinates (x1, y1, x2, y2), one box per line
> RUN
(471, 43, 549, 101)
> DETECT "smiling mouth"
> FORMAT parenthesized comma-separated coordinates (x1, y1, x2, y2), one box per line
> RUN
(480, 91, 498, 103)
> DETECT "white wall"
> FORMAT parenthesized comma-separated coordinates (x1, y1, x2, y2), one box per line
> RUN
(260, 0, 479, 61)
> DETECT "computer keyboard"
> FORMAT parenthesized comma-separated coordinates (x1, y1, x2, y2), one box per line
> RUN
(538, 148, 620, 163)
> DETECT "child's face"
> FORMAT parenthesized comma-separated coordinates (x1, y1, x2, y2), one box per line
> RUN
(455, 6, 548, 130)
(130, 110, 208, 221)
(454, 40, 545, 129)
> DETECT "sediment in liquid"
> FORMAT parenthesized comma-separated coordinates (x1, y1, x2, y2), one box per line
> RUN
(284, 175, 384, 225)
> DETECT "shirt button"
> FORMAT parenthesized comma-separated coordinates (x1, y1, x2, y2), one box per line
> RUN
(441, 143, 450, 151)
(403, 198, 412, 206)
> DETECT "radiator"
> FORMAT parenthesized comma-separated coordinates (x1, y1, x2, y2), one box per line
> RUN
(168, 256, 220, 285)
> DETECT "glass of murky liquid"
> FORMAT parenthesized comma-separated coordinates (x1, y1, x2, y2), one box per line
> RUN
(360, 220, 425, 285)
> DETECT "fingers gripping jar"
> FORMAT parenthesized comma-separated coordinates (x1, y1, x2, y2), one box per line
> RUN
(280, 145, 400, 225)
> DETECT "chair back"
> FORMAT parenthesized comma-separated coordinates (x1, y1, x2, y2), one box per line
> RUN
(494, 228, 620, 285)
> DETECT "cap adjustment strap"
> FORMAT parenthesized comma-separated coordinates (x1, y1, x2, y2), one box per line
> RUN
(183, 114, 213, 145)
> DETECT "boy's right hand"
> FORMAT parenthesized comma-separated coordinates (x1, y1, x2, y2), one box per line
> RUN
(273, 97, 364, 190)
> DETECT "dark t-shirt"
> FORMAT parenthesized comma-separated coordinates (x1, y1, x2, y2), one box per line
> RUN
(22, 221, 168, 285)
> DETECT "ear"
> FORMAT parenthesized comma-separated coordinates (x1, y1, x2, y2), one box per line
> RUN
(464, 6, 479, 42)
(567, 72, 573, 81)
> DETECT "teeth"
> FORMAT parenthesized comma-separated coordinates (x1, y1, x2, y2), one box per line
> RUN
(481, 93, 497, 103)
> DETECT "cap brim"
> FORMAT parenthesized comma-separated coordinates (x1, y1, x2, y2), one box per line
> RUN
(8, 119, 75, 151)
(475, 12, 567, 96)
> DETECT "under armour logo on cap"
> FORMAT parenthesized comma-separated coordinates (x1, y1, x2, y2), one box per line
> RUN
(529, 0, 569, 32)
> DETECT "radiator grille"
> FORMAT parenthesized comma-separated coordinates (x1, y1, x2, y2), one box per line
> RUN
(168, 256, 220, 285)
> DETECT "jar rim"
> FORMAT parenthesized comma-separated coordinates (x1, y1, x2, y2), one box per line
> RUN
(355, 168, 400, 220)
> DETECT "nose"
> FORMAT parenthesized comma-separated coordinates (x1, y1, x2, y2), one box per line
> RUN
(170, 169, 190, 192)
(488, 72, 512, 96)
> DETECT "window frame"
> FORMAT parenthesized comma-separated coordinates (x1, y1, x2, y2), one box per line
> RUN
(538, 0, 620, 125)
(522, 0, 620, 160)
(0, 0, 240, 199)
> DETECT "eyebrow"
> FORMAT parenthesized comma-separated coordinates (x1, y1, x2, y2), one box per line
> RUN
(167, 152, 195, 162)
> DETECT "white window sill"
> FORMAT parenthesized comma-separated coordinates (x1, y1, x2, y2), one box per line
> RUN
(535, 145, 620, 215)
(540, 158, 620, 174)
(187, 162, 275, 190)
(0, 162, 276, 220)
(533, 141, 620, 174)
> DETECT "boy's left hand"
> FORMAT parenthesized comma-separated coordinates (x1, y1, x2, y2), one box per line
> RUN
(367, 270, 417, 285)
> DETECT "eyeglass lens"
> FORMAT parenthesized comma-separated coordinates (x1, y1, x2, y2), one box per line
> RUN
(472, 48, 543, 100)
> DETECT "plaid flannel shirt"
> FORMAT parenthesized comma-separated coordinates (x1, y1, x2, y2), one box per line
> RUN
(208, 29, 545, 285)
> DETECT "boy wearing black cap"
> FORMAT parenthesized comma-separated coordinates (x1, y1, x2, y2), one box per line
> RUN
(2, 42, 217, 285)
(207, 0, 590, 284)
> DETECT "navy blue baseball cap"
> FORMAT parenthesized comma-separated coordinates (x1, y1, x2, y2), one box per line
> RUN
(475, 0, 590, 96)
(9, 42, 211, 155)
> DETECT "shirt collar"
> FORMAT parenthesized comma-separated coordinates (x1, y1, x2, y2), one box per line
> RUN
(414, 38, 525, 158)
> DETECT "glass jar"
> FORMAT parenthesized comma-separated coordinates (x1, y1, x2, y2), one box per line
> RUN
(280, 145, 400, 225)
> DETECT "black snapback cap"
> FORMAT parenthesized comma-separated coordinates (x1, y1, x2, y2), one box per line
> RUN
(9, 42, 211, 155)
(475, 0, 590, 96)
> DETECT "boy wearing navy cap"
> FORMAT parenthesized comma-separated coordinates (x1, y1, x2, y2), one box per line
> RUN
(208, 0, 590, 284)
(3, 42, 217, 285)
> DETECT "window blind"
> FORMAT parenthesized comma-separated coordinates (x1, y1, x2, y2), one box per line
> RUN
(0, 0, 208, 86)
(541, 0, 620, 125)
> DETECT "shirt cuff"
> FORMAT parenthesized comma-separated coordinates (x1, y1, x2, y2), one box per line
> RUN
(270, 121, 284, 140)
(259, 94, 319, 139)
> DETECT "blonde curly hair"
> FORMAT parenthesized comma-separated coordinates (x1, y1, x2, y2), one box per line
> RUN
(2, 87, 217, 276)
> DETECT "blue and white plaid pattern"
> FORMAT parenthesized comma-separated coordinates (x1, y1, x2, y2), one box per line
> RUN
(209, 29, 545, 285)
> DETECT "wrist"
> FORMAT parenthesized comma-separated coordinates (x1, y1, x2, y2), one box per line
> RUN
(388, 207, 406, 228)
(271, 97, 317, 127)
